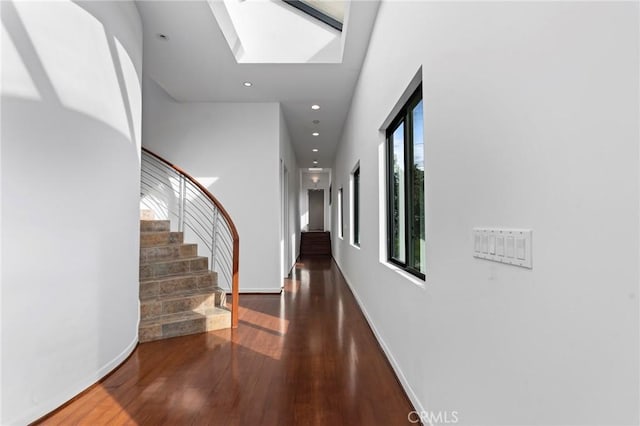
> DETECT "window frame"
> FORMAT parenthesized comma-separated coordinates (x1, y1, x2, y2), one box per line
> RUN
(386, 84, 425, 280)
(282, 0, 343, 32)
(352, 164, 360, 247)
(338, 187, 344, 239)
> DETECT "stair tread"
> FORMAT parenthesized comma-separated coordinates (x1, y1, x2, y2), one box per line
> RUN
(139, 231, 181, 236)
(140, 242, 197, 249)
(139, 231, 184, 247)
(140, 286, 225, 302)
(139, 255, 207, 267)
(140, 243, 198, 263)
(140, 306, 230, 327)
(140, 221, 170, 232)
(140, 270, 215, 283)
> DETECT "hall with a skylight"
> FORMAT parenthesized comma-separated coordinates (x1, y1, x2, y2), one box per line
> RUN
(1, 1, 638, 425)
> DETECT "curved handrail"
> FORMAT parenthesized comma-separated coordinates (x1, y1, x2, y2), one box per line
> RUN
(141, 147, 239, 328)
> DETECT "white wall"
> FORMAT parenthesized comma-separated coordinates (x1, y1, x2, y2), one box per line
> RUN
(143, 77, 283, 292)
(279, 109, 301, 277)
(331, 2, 639, 425)
(1, 1, 142, 424)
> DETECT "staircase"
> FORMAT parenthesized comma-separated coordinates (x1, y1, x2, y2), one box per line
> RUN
(138, 219, 231, 342)
(300, 231, 332, 256)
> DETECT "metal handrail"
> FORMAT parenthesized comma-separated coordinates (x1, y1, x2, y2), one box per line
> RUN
(140, 147, 239, 328)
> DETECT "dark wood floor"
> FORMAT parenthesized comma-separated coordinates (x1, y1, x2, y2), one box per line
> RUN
(39, 257, 415, 425)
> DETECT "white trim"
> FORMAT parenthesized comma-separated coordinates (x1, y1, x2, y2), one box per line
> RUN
(333, 259, 425, 417)
(380, 260, 427, 290)
(11, 335, 138, 426)
(239, 288, 282, 294)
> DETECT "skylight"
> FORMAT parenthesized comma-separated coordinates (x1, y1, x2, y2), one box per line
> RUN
(208, 0, 349, 64)
(283, 1, 345, 32)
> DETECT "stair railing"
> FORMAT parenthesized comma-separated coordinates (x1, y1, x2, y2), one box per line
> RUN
(140, 147, 239, 328)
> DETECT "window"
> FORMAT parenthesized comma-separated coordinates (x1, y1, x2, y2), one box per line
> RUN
(387, 85, 425, 279)
(352, 165, 360, 246)
(338, 187, 344, 239)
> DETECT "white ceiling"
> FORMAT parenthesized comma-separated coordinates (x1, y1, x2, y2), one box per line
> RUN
(135, 0, 380, 169)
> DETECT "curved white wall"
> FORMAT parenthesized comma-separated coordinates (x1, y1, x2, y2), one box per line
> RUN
(332, 2, 639, 425)
(1, 1, 142, 424)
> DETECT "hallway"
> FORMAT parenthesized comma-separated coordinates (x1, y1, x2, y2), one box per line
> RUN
(38, 257, 415, 425)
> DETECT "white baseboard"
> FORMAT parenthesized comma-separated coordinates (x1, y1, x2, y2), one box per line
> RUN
(334, 259, 426, 417)
(12, 335, 138, 426)
(238, 288, 282, 294)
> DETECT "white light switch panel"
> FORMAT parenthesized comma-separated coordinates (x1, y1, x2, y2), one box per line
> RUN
(473, 228, 532, 268)
(496, 236, 505, 256)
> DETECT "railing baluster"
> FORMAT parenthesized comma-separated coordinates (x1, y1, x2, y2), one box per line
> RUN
(178, 176, 185, 232)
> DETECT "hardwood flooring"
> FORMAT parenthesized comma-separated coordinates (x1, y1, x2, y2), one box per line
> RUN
(38, 257, 415, 425)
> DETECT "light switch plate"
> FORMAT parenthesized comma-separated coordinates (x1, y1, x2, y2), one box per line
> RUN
(496, 236, 505, 256)
(516, 238, 526, 260)
(473, 228, 532, 268)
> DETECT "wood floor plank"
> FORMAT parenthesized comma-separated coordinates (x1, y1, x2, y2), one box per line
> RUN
(36, 257, 416, 425)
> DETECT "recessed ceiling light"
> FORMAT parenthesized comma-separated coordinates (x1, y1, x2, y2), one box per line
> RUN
(157, 33, 169, 41)
(312, 120, 320, 124)
(309, 167, 323, 171)
(313, 160, 318, 164)
(243, 81, 252, 87)
(311, 104, 320, 110)
(312, 148, 319, 152)
(312, 132, 319, 136)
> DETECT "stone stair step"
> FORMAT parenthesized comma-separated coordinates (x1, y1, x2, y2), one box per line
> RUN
(140, 243, 198, 263)
(140, 231, 184, 247)
(140, 220, 170, 232)
(138, 216, 232, 342)
(139, 256, 209, 280)
(139, 307, 231, 342)
(140, 288, 226, 320)
(141, 286, 226, 305)
(140, 271, 218, 300)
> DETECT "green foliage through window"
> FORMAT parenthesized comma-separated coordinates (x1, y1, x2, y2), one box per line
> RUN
(386, 85, 425, 279)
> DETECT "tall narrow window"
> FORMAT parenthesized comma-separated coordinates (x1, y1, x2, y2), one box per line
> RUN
(338, 187, 344, 239)
(352, 165, 360, 246)
(387, 85, 425, 279)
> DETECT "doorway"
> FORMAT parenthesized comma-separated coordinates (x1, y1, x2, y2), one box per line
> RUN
(308, 189, 324, 231)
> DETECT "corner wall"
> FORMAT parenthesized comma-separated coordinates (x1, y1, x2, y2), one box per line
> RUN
(331, 2, 639, 425)
(142, 77, 283, 292)
(1, 1, 143, 423)
(279, 108, 301, 276)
